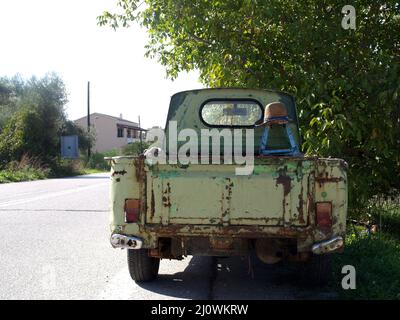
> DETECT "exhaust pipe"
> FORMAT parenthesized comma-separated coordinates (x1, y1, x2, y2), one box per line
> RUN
(110, 234, 143, 249)
(312, 236, 343, 254)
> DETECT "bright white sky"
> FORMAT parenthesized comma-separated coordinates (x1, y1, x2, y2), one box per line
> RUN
(0, 0, 203, 128)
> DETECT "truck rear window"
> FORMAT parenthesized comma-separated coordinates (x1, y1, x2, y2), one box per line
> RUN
(200, 100, 263, 127)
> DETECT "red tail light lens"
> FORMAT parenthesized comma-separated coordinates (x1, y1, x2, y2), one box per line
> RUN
(125, 199, 140, 223)
(316, 202, 332, 228)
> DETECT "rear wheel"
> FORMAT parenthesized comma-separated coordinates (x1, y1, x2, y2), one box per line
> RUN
(127, 249, 160, 282)
(304, 254, 332, 286)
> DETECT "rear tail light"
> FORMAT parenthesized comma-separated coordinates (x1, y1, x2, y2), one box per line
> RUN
(125, 199, 140, 223)
(315, 202, 332, 229)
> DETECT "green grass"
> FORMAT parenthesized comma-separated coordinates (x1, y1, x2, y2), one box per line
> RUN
(0, 155, 112, 184)
(0, 142, 146, 183)
(81, 168, 108, 174)
(0, 165, 106, 183)
(332, 231, 400, 300)
(0, 167, 49, 183)
(372, 203, 400, 237)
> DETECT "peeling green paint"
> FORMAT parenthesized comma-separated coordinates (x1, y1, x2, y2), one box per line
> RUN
(108, 89, 348, 256)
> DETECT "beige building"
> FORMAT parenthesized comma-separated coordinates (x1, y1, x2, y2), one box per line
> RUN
(145, 126, 163, 142)
(74, 113, 144, 152)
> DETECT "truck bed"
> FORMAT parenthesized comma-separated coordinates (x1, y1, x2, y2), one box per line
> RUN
(110, 155, 347, 245)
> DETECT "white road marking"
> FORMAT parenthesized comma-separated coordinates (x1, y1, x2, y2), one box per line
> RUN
(0, 182, 108, 208)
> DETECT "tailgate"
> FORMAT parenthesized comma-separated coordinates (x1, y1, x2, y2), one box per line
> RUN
(146, 159, 313, 227)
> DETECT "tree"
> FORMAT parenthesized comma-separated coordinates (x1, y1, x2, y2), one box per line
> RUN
(98, 0, 400, 213)
(0, 73, 69, 167)
(0, 74, 24, 129)
(0, 109, 45, 167)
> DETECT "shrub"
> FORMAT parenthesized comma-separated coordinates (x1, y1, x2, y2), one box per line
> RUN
(368, 200, 400, 237)
(0, 154, 50, 183)
(0, 73, 69, 168)
(50, 158, 84, 177)
(121, 141, 150, 155)
(332, 232, 400, 300)
(0, 110, 45, 168)
(85, 149, 120, 171)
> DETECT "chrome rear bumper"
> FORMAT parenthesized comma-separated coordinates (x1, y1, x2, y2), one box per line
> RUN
(110, 234, 143, 249)
(312, 236, 344, 254)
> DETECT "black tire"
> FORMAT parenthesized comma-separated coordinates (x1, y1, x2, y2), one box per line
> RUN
(304, 254, 332, 286)
(127, 249, 160, 282)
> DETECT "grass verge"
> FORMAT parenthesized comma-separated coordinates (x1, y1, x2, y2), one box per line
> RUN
(332, 231, 400, 299)
(81, 168, 107, 174)
(0, 167, 49, 183)
(0, 142, 147, 183)
(0, 157, 85, 183)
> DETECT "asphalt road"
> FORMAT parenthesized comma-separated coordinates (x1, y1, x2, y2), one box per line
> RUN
(0, 173, 337, 300)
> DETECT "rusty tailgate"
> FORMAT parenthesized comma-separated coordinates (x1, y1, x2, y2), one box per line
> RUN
(145, 159, 313, 227)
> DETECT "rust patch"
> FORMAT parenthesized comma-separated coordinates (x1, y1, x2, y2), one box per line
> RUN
(315, 176, 344, 184)
(133, 155, 146, 182)
(112, 169, 127, 176)
(162, 182, 172, 208)
(150, 188, 155, 219)
(275, 168, 292, 221)
(276, 168, 292, 196)
(143, 223, 314, 240)
(297, 183, 305, 224)
(305, 170, 316, 227)
(133, 155, 147, 224)
(210, 237, 233, 250)
(221, 178, 233, 224)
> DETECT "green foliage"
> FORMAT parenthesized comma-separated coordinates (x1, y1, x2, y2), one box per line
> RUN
(0, 73, 74, 170)
(121, 141, 150, 155)
(368, 199, 400, 236)
(99, 0, 400, 213)
(0, 168, 48, 183)
(0, 155, 50, 183)
(50, 158, 85, 178)
(84, 142, 148, 171)
(0, 74, 24, 129)
(332, 232, 400, 299)
(86, 152, 112, 171)
(85, 149, 120, 171)
(0, 73, 99, 181)
(0, 109, 46, 167)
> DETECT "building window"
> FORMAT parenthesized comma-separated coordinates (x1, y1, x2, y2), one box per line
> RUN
(117, 127, 124, 137)
(127, 129, 131, 138)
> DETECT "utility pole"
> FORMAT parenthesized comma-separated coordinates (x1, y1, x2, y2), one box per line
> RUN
(138, 115, 143, 154)
(87, 81, 91, 158)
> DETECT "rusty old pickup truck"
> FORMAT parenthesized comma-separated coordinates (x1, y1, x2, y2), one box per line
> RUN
(107, 88, 347, 285)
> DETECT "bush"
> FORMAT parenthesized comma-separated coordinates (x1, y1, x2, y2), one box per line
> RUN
(368, 200, 400, 237)
(50, 158, 84, 177)
(0, 73, 70, 169)
(0, 109, 46, 167)
(0, 154, 50, 183)
(332, 232, 400, 300)
(85, 149, 119, 171)
(121, 141, 150, 155)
